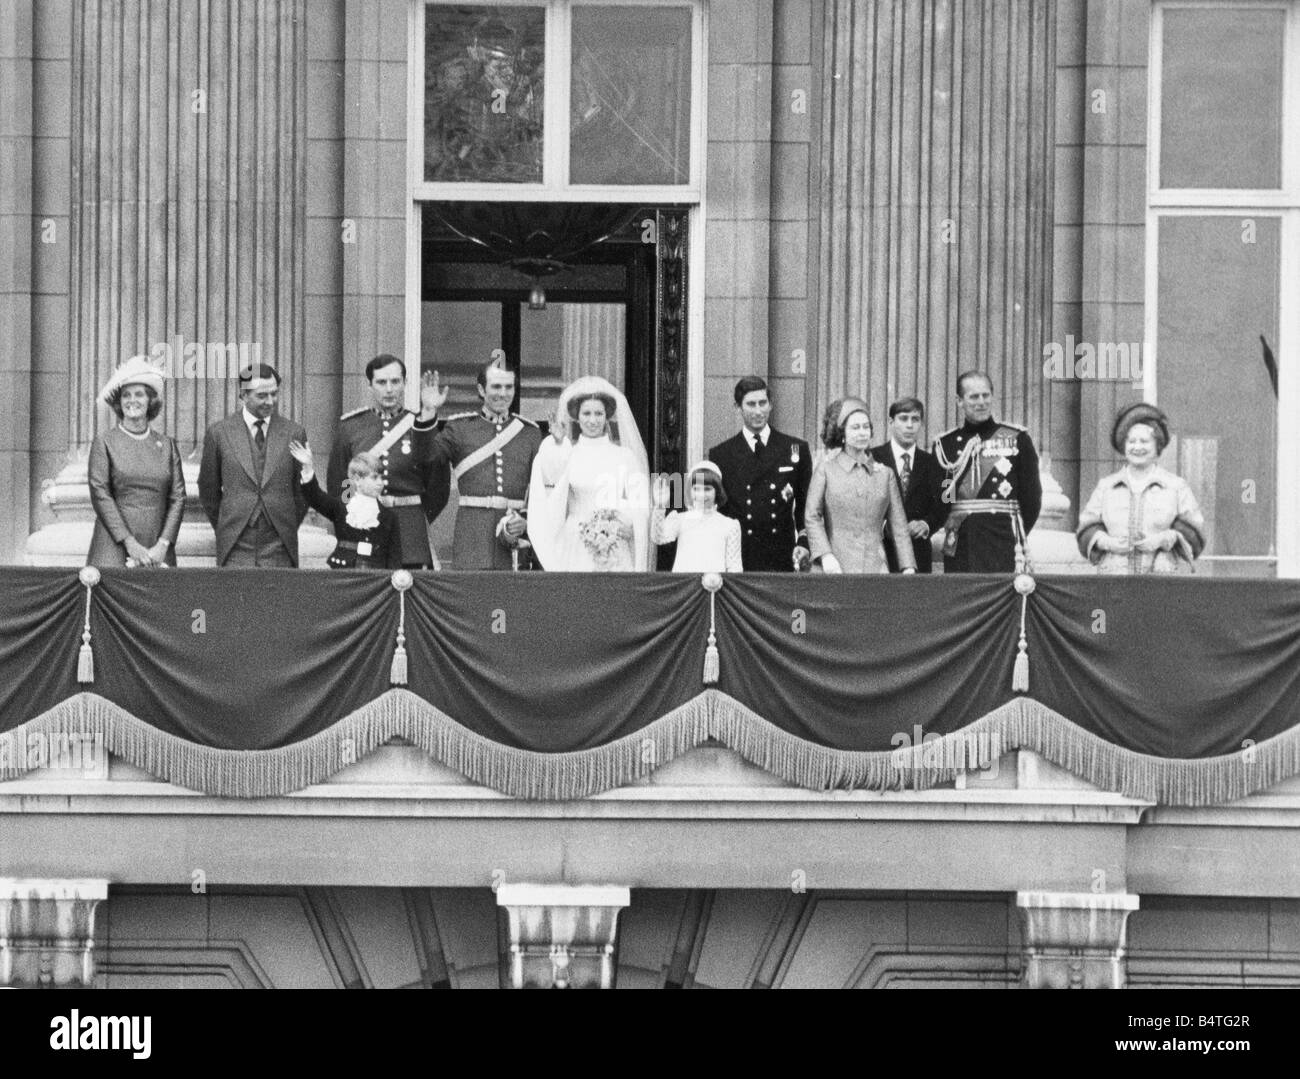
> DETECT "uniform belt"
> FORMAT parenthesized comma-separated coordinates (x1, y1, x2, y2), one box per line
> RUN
(950, 498, 1020, 514)
(458, 495, 525, 510)
(379, 495, 422, 508)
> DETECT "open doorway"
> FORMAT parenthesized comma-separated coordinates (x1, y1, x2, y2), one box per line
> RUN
(420, 203, 688, 476)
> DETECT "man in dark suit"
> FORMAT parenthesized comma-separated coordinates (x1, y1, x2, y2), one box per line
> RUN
(198, 363, 310, 567)
(870, 396, 948, 573)
(708, 376, 812, 571)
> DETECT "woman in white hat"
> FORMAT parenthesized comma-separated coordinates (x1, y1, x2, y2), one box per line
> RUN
(651, 461, 743, 573)
(1076, 403, 1206, 574)
(87, 355, 186, 567)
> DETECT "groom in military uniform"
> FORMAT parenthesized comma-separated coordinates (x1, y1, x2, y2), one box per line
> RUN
(933, 371, 1042, 573)
(422, 358, 543, 570)
(327, 355, 449, 569)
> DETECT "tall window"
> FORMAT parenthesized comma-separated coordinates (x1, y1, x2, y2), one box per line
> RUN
(416, 0, 703, 199)
(1148, 2, 1300, 577)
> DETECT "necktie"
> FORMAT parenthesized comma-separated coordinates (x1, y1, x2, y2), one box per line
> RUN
(752, 435, 763, 457)
(900, 451, 911, 492)
(252, 420, 267, 480)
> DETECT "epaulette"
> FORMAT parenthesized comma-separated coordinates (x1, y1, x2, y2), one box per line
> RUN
(443, 411, 478, 422)
(514, 415, 539, 428)
(339, 406, 370, 420)
(937, 425, 962, 440)
(998, 420, 1029, 433)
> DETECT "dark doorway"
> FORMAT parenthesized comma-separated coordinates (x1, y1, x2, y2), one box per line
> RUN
(420, 203, 689, 478)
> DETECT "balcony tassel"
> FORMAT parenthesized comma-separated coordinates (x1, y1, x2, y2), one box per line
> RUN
(390, 570, 413, 685)
(1012, 573, 1035, 693)
(701, 573, 722, 684)
(76, 567, 101, 683)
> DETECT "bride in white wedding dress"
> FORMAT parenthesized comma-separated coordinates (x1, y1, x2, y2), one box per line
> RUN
(527, 377, 650, 571)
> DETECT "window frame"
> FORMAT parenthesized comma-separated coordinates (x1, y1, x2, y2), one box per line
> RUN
(411, 0, 706, 202)
(1146, 0, 1300, 575)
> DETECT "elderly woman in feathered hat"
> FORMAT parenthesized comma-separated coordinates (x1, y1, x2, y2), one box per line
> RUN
(1076, 403, 1206, 574)
(87, 355, 186, 567)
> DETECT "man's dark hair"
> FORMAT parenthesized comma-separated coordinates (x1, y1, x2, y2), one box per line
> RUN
(733, 376, 768, 406)
(477, 363, 515, 389)
(955, 370, 993, 397)
(365, 354, 405, 382)
(888, 396, 925, 420)
(238, 363, 281, 386)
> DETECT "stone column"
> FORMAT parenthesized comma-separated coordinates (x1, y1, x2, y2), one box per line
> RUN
(26, 0, 331, 566)
(0, 878, 108, 988)
(1016, 890, 1139, 989)
(497, 884, 630, 989)
(817, 0, 1056, 438)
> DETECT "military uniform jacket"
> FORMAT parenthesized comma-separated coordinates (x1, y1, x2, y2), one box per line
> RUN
(933, 417, 1041, 573)
(429, 410, 543, 570)
(327, 407, 450, 567)
(709, 429, 812, 572)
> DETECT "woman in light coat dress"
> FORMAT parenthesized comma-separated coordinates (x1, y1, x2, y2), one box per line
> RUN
(805, 402, 915, 574)
(87, 356, 186, 568)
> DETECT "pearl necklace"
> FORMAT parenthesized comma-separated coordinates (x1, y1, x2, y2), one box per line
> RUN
(118, 423, 152, 440)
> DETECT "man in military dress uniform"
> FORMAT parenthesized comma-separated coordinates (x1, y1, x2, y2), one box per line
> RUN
(327, 355, 449, 569)
(422, 359, 543, 570)
(933, 371, 1042, 573)
(708, 376, 812, 572)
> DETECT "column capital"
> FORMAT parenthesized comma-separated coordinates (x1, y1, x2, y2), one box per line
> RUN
(497, 884, 631, 989)
(1016, 890, 1140, 989)
(0, 878, 109, 988)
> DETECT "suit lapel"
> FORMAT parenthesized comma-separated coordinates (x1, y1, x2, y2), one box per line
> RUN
(261, 414, 290, 489)
(228, 413, 258, 486)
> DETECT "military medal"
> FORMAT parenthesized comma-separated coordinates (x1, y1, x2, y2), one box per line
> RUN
(401, 438, 411, 455)
(995, 457, 1011, 475)
(790, 444, 800, 464)
(998, 480, 1013, 498)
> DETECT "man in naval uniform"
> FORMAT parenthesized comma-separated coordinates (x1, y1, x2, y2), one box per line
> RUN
(933, 371, 1042, 573)
(422, 359, 543, 570)
(327, 355, 449, 569)
(708, 376, 812, 572)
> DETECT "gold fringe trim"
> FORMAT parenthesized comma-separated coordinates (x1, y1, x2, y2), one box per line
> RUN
(1, 691, 1298, 807)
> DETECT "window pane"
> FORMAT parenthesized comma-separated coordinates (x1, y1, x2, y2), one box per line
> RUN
(1160, 8, 1285, 189)
(425, 5, 545, 183)
(570, 5, 692, 185)
(1157, 216, 1280, 572)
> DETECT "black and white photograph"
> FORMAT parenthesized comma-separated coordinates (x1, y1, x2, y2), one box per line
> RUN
(0, 0, 1295, 1041)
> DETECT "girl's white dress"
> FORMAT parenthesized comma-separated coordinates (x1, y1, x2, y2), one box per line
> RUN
(652, 506, 743, 572)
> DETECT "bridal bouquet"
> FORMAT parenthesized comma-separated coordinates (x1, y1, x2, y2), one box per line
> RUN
(579, 508, 629, 568)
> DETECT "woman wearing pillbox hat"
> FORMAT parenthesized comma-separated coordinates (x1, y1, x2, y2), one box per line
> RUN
(1076, 403, 1207, 574)
(87, 355, 186, 567)
(651, 460, 743, 573)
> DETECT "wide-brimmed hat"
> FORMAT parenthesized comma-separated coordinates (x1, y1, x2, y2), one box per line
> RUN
(99, 355, 165, 405)
(1111, 402, 1170, 454)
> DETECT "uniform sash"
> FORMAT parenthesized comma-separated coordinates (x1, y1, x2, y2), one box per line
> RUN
(452, 418, 525, 481)
(364, 411, 416, 458)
